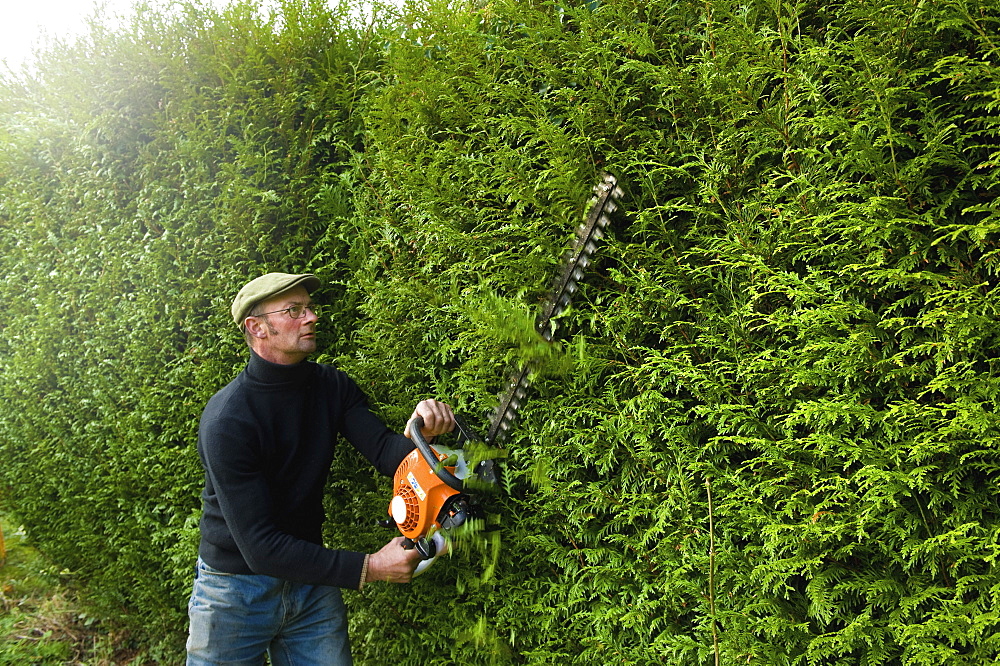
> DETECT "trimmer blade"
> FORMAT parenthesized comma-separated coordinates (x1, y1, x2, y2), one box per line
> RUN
(486, 172, 621, 445)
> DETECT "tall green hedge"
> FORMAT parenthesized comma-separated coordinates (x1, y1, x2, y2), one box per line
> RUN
(1, 0, 999, 663)
(0, 0, 382, 639)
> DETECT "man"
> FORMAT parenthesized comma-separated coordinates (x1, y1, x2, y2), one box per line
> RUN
(187, 272, 454, 665)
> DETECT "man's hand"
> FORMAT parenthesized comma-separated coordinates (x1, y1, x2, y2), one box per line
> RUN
(404, 398, 456, 441)
(366, 536, 424, 583)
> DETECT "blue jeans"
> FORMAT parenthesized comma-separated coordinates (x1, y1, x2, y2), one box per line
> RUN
(186, 559, 352, 665)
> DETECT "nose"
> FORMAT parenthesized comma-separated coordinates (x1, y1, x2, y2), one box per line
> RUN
(303, 306, 319, 324)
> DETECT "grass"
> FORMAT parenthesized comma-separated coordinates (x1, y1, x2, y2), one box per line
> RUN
(0, 514, 157, 665)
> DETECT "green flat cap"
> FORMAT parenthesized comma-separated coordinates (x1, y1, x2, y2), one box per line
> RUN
(231, 272, 320, 327)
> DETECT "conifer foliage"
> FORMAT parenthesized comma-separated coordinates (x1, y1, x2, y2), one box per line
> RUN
(1, 0, 998, 663)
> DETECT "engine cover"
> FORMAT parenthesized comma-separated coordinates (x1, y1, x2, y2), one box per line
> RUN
(388, 445, 463, 540)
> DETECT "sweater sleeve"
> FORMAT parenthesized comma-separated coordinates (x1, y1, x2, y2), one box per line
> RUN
(198, 409, 367, 589)
(336, 375, 415, 476)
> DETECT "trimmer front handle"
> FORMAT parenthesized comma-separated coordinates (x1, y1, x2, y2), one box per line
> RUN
(408, 415, 464, 491)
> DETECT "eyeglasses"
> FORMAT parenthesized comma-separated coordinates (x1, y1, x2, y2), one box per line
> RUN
(251, 304, 321, 320)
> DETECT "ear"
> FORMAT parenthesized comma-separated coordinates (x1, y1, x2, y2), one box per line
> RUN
(244, 316, 269, 339)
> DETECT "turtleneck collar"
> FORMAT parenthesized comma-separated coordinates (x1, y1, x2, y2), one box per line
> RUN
(245, 348, 315, 386)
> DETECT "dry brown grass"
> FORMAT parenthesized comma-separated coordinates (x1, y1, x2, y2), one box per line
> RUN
(0, 518, 153, 665)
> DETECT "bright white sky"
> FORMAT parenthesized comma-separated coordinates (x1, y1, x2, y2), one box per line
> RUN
(0, 0, 253, 71)
(0, 0, 393, 71)
(2, 0, 168, 69)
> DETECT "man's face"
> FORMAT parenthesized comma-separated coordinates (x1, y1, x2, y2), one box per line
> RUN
(245, 285, 318, 365)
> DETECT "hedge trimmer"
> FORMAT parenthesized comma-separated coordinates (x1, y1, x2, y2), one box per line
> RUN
(384, 173, 622, 573)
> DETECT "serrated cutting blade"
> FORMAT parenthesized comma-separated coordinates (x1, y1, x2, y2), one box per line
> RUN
(486, 172, 622, 445)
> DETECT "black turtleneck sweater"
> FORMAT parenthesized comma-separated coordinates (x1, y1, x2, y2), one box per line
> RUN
(196, 350, 414, 589)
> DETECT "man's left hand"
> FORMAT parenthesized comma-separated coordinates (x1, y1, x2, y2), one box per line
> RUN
(404, 399, 455, 441)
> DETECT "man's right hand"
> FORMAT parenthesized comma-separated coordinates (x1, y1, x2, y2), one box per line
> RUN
(366, 536, 424, 584)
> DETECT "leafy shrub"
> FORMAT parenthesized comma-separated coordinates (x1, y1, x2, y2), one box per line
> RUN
(1, 0, 999, 663)
(0, 0, 383, 638)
